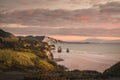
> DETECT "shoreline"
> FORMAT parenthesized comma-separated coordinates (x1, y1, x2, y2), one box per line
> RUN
(54, 58, 64, 62)
(53, 52, 120, 72)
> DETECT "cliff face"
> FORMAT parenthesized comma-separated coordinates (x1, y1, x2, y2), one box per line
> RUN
(42, 36, 63, 45)
(37, 42, 53, 60)
(43, 49, 53, 60)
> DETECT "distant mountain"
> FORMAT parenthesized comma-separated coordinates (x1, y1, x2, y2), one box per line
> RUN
(64, 38, 120, 44)
(82, 38, 120, 43)
(109, 40, 120, 43)
(0, 29, 15, 38)
(82, 38, 107, 43)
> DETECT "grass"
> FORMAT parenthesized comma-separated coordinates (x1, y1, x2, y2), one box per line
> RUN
(36, 59, 55, 71)
(13, 52, 37, 67)
(0, 49, 16, 66)
(0, 49, 56, 71)
(1, 37, 18, 42)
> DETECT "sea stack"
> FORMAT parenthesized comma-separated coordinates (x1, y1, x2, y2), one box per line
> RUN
(58, 46, 62, 53)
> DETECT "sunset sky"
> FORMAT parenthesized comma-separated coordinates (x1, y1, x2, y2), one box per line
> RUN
(0, 0, 120, 41)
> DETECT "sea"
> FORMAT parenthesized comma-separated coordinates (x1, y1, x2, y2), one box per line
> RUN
(52, 43, 120, 72)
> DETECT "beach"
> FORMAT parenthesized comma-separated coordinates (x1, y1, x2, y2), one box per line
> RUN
(53, 43, 120, 72)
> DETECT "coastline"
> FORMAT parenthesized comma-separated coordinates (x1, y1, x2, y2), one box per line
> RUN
(54, 58, 64, 62)
(53, 52, 120, 72)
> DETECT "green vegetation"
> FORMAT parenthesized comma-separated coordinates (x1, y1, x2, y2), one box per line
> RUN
(0, 29, 120, 80)
(24, 70, 103, 80)
(24, 62, 120, 80)
(0, 49, 57, 71)
(0, 29, 57, 72)
(103, 62, 120, 77)
(1, 37, 18, 42)
(0, 49, 16, 70)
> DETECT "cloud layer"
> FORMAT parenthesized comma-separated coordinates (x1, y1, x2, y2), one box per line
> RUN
(0, 1, 120, 37)
(0, 0, 120, 11)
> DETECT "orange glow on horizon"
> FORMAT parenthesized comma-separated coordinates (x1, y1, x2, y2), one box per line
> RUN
(15, 34, 120, 41)
(50, 35, 90, 41)
(50, 35, 120, 41)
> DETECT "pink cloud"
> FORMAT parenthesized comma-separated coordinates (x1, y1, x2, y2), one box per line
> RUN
(76, 15, 91, 23)
(112, 22, 120, 28)
(26, 9, 34, 15)
(80, 15, 90, 19)
(81, 20, 89, 23)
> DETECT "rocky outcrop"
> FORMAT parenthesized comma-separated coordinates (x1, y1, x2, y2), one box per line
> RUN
(42, 36, 63, 45)
(43, 49, 53, 60)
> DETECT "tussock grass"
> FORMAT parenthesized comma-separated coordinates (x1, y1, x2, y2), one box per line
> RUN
(0, 49, 56, 71)
(13, 52, 37, 67)
(37, 59, 55, 71)
(0, 49, 15, 66)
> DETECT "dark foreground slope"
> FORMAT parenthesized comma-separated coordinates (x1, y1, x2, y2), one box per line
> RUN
(103, 62, 120, 77)
(24, 62, 120, 80)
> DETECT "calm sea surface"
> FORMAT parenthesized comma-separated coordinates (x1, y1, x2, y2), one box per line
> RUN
(54, 43, 120, 54)
(53, 43, 120, 72)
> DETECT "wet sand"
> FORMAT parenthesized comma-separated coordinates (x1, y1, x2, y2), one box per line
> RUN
(53, 52, 120, 72)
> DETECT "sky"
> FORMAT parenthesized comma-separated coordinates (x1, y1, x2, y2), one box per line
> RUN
(0, 0, 120, 41)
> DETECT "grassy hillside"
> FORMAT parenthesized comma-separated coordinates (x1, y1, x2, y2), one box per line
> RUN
(0, 49, 56, 71)
(0, 29, 67, 80)
(0, 29, 120, 80)
(103, 62, 120, 77)
(0, 29, 58, 72)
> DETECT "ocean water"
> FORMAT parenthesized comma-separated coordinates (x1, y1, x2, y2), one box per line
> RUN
(53, 43, 120, 72)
